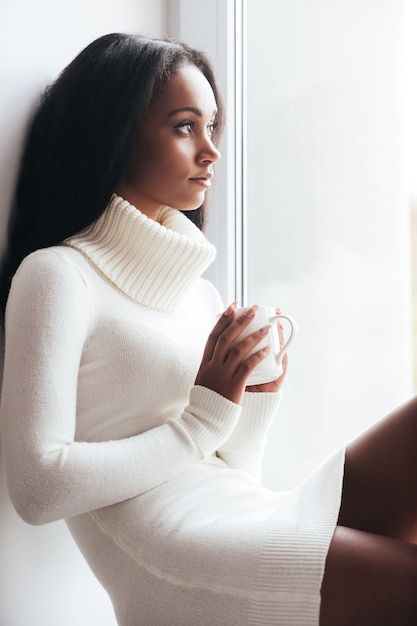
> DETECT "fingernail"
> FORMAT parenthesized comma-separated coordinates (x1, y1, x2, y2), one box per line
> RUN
(244, 305, 258, 318)
(258, 324, 271, 334)
(224, 302, 237, 316)
(261, 345, 271, 354)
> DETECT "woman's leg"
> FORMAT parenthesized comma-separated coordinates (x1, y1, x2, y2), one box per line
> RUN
(320, 526, 417, 626)
(338, 394, 417, 542)
(320, 395, 417, 624)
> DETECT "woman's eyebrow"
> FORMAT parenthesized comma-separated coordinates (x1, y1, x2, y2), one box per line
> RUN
(168, 106, 217, 118)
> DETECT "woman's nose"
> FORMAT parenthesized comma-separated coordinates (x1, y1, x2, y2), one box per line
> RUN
(198, 138, 221, 164)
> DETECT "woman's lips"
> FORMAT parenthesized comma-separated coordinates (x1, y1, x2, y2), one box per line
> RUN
(189, 177, 211, 189)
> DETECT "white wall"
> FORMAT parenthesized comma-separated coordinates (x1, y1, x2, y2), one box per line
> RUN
(0, 3, 167, 625)
(245, 0, 414, 489)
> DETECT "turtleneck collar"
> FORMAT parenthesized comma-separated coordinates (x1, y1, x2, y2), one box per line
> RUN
(64, 195, 216, 313)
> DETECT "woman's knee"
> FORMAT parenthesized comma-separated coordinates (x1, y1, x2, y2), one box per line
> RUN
(338, 402, 417, 542)
(320, 525, 417, 626)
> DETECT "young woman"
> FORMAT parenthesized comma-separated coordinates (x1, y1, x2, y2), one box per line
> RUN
(0, 33, 416, 626)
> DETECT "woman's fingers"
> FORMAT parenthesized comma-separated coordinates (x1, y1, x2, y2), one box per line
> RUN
(201, 303, 258, 364)
(196, 305, 274, 403)
(275, 307, 285, 349)
(211, 304, 258, 361)
(200, 302, 237, 362)
(198, 303, 290, 403)
(278, 321, 284, 348)
(223, 322, 269, 368)
(231, 342, 271, 386)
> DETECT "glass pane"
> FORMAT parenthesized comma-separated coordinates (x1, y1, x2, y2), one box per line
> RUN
(245, 0, 413, 490)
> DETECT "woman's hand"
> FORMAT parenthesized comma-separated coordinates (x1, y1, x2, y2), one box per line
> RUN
(194, 303, 272, 404)
(246, 310, 288, 394)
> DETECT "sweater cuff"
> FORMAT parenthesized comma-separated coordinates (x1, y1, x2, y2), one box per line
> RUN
(220, 390, 282, 454)
(173, 385, 242, 458)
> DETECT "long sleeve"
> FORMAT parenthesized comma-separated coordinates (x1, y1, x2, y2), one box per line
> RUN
(0, 250, 240, 525)
(216, 390, 282, 481)
(204, 288, 283, 481)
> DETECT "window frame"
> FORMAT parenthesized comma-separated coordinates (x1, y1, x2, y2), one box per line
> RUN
(168, 0, 246, 306)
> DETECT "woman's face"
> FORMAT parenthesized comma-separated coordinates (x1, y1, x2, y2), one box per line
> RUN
(117, 63, 221, 220)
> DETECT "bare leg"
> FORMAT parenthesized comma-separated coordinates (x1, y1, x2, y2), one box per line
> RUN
(320, 526, 417, 626)
(338, 394, 417, 542)
(320, 395, 417, 624)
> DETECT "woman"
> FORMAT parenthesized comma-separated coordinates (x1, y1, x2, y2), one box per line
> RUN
(0, 33, 416, 626)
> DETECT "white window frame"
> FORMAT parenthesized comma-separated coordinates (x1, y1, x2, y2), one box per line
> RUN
(168, 0, 246, 306)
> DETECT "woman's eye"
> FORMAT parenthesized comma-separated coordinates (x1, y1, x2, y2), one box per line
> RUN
(175, 122, 193, 135)
(207, 122, 217, 138)
(175, 120, 217, 138)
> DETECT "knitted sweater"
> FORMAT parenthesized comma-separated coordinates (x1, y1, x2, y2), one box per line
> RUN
(1, 196, 344, 625)
(0, 195, 281, 525)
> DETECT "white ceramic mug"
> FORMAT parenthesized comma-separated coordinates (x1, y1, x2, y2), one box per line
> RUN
(234, 305, 297, 385)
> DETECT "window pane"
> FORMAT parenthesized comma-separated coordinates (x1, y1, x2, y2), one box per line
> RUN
(245, 0, 413, 489)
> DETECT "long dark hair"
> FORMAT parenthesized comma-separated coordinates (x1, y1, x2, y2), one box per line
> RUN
(0, 33, 224, 321)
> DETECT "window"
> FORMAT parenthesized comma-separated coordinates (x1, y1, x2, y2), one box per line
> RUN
(171, 0, 413, 490)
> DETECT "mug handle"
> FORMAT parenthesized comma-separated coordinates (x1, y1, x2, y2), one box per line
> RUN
(269, 314, 297, 367)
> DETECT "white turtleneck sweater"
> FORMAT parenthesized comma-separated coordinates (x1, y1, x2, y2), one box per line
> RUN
(1, 195, 281, 525)
(1, 196, 344, 626)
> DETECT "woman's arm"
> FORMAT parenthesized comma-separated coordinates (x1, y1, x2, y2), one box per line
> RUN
(216, 311, 288, 480)
(0, 250, 241, 525)
(216, 391, 283, 481)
